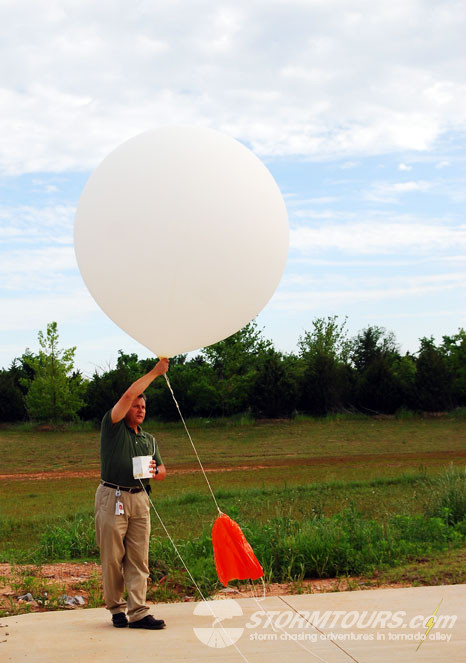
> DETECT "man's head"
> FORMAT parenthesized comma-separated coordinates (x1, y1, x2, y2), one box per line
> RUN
(125, 394, 146, 431)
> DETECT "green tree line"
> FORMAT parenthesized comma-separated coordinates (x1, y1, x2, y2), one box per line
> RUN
(1, 318, 465, 424)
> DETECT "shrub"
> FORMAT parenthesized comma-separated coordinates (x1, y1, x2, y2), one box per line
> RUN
(425, 464, 466, 525)
(40, 514, 98, 559)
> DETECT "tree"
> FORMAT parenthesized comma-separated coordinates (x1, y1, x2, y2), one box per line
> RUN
(297, 316, 352, 415)
(0, 353, 36, 423)
(22, 322, 85, 423)
(298, 316, 352, 365)
(200, 321, 272, 416)
(145, 356, 220, 420)
(0, 370, 26, 422)
(250, 350, 298, 418)
(81, 366, 132, 421)
(415, 337, 452, 412)
(441, 329, 466, 407)
(354, 356, 404, 413)
(351, 326, 398, 373)
(201, 320, 272, 372)
(391, 353, 417, 409)
(81, 350, 149, 421)
(9, 352, 36, 394)
(351, 326, 403, 413)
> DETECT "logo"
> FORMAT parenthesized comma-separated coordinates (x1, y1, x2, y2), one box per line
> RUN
(193, 599, 244, 648)
(416, 600, 443, 652)
(192, 600, 457, 651)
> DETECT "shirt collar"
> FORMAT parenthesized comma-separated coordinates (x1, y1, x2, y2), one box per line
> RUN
(123, 418, 143, 435)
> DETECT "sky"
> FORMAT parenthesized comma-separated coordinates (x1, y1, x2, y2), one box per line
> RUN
(1, 0, 465, 376)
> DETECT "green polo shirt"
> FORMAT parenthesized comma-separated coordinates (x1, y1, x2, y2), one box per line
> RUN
(100, 409, 163, 487)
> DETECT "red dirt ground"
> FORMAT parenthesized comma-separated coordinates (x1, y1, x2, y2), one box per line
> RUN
(0, 450, 462, 481)
(0, 561, 414, 615)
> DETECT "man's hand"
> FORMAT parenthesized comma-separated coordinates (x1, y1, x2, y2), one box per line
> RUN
(150, 460, 166, 481)
(154, 357, 169, 377)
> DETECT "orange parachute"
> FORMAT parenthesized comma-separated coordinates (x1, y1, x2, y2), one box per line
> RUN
(212, 513, 264, 586)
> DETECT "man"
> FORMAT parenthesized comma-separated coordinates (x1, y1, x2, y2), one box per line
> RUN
(95, 357, 169, 629)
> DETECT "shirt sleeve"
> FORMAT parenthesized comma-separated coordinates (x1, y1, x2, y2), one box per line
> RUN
(100, 409, 120, 446)
(101, 409, 114, 433)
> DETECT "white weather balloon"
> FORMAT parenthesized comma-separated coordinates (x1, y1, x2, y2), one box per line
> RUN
(74, 126, 289, 357)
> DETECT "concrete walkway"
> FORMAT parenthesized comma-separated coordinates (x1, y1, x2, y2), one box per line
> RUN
(1, 584, 464, 663)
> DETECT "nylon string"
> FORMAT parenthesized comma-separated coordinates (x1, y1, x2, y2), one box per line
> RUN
(164, 373, 222, 514)
(249, 579, 329, 663)
(140, 479, 250, 663)
(161, 372, 359, 663)
(278, 595, 360, 663)
(144, 481, 332, 663)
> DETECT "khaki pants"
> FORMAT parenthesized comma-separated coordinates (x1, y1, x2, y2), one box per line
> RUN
(95, 483, 151, 622)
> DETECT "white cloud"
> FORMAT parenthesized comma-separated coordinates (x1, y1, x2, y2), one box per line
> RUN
(294, 209, 350, 221)
(290, 219, 466, 255)
(0, 0, 465, 367)
(0, 290, 98, 332)
(200, 6, 244, 53)
(290, 271, 466, 290)
(365, 180, 432, 202)
(0, 246, 77, 291)
(0, 0, 465, 173)
(393, 181, 430, 193)
(274, 271, 466, 311)
(0, 204, 75, 244)
(287, 196, 338, 206)
(339, 162, 359, 170)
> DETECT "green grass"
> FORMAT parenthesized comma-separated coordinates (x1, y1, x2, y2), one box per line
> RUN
(425, 464, 466, 524)
(15, 491, 466, 601)
(375, 547, 466, 587)
(1, 414, 463, 559)
(1, 415, 465, 475)
(0, 472, 440, 558)
(0, 416, 464, 603)
(1, 471, 463, 562)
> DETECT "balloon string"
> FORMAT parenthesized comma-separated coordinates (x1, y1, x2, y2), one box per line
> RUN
(164, 373, 222, 515)
(140, 479, 250, 663)
(162, 374, 350, 663)
(145, 480, 331, 663)
(277, 596, 360, 663)
(248, 580, 331, 663)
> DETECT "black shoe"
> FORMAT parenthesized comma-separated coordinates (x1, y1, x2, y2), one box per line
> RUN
(129, 615, 166, 630)
(112, 612, 129, 628)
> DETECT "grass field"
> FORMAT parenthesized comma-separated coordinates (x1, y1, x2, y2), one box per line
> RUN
(2, 414, 465, 476)
(0, 413, 464, 610)
(1, 414, 464, 554)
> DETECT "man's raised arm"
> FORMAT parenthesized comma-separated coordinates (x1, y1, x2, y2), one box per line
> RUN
(111, 358, 169, 423)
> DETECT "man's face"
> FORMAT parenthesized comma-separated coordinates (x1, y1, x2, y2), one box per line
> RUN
(125, 397, 146, 429)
